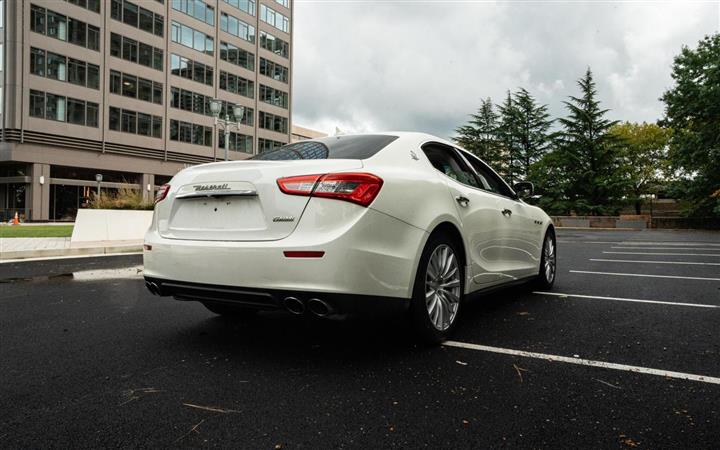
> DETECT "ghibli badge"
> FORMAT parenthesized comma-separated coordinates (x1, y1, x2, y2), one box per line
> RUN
(273, 216, 295, 222)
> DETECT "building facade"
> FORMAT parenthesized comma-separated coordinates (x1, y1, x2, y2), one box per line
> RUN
(291, 124, 326, 142)
(0, 0, 293, 221)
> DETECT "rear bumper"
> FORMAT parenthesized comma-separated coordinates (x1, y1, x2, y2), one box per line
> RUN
(144, 277, 410, 318)
(143, 202, 428, 300)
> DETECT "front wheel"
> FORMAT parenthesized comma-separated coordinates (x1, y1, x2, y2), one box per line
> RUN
(535, 230, 557, 289)
(410, 234, 464, 344)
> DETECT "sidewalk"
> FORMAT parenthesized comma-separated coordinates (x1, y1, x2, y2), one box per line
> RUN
(0, 237, 142, 261)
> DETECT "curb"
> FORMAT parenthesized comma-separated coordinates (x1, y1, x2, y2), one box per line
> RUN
(556, 227, 644, 231)
(0, 245, 143, 261)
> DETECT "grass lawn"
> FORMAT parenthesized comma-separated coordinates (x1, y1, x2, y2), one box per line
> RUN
(0, 225, 74, 238)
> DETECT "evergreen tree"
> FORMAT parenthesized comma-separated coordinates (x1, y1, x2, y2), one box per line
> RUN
(496, 91, 520, 185)
(537, 68, 625, 215)
(660, 33, 720, 217)
(511, 88, 554, 181)
(453, 98, 505, 171)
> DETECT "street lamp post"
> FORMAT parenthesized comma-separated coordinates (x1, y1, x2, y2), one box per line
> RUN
(95, 173, 103, 199)
(209, 100, 246, 161)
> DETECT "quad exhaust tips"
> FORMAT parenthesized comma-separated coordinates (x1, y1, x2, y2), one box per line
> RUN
(283, 297, 333, 317)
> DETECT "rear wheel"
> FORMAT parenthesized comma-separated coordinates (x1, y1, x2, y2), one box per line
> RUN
(202, 302, 258, 319)
(535, 230, 557, 289)
(410, 234, 464, 344)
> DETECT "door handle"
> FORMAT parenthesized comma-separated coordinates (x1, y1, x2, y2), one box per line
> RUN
(501, 208, 512, 217)
(455, 196, 470, 207)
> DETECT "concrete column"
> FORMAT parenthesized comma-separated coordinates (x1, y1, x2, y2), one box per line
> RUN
(142, 173, 155, 203)
(28, 163, 51, 221)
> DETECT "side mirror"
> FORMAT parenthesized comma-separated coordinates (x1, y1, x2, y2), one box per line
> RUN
(513, 181, 534, 199)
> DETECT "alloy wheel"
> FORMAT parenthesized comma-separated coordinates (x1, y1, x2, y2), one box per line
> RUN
(544, 236, 556, 283)
(425, 244, 461, 331)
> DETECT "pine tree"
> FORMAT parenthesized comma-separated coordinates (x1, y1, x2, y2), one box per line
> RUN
(453, 98, 505, 172)
(496, 91, 520, 185)
(511, 88, 554, 181)
(537, 68, 625, 215)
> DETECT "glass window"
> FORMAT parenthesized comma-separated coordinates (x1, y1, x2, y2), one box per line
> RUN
(87, 64, 100, 89)
(179, 121, 191, 142)
(170, 119, 179, 141)
(110, 70, 121, 94)
(152, 116, 162, 138)
(139, 8, 154, 33)
(67, 58, 86, 87)
(47, 53, 67, 81)
(255, 136, 399, 161)
(31, 5, 46, 34)
(422, 144, 480, 188)
(153, 48, 163, 70)
(138, 78, 152, 102)
(123, 37, 138, 62)
(171, 54, 180, 74)
(193, 63, 204, 83)
(86, 103, 99, 127)
(111, 0, 122, 20)
(30, 48, 46, 76)
(461, 150, 514, 197)
(153, 83, 163, 105)
(67, 98, 86, 125)
(139, 43, 153, 67)
(68, 19, 86, 47)
(47, 11, 68, 41)
(87, 25, 100, 51)
(30, 90, 45, 118)
(87, 0, 101, 13)
(122, 74, 137, 98)
(109, 106, 121, 130)
(46, 93, 66, 122)
(137, 113, 152, 136)
(110, 33, 122, 57)
(154, 15, 164, 37)
(192, 124, 204, 145)
(121, 110, 137, 133)
(123, 1, 138, 27)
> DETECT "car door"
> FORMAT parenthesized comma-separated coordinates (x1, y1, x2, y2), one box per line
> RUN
(421, 143, 512, 289)
(460, 151, 540, 279)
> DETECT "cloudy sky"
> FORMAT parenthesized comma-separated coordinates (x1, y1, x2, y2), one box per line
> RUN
(291, 0, 719, 139)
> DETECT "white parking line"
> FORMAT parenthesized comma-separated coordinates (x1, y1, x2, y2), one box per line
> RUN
(590, 258, 720, 266)
(443, 341, 720, 385)
(604, 251, 720, 257)
(533, 291, 719, 309)
(612, 246, 719, 251)
(570, 270, 720, 281)
(576, 241, 720, 246)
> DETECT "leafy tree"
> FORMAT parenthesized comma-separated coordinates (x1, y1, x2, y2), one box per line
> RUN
(610, 122, 672, 214)
(660, 33, 720, 217)
(453, 98, 506, 173)
(510, 88, 555, 181)
(535, 68, 625, 215)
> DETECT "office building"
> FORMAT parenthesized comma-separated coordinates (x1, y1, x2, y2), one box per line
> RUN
(0, 0, 293, 221)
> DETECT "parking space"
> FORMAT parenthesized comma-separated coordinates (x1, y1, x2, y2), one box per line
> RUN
(0, 230, 718, 447)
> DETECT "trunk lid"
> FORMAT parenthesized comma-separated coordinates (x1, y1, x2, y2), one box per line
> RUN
(157, 159, 363, 241)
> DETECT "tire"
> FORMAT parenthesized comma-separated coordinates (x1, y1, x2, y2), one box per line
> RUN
(203, 302, 258, 319)
(535, 229, 557, 290)
(410, 233, 464, 344)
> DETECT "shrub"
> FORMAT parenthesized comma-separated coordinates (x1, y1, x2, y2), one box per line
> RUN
(90, 186, 154, 210)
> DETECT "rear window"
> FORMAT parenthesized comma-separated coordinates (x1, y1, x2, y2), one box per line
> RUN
(251, 135, 398, 160)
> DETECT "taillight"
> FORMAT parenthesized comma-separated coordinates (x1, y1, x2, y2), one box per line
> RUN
(155, 184, 170, 204)
(277, 173, 383, 207)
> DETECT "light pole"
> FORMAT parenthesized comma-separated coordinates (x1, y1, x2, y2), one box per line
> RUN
(209, 99, 246, 161)
(95, 173, 103, 199)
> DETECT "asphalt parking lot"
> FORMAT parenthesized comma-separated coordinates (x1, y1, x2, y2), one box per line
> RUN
(1, 229, 718, 448)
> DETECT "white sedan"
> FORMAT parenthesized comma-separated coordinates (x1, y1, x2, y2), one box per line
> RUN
(143, 132, 556, 342)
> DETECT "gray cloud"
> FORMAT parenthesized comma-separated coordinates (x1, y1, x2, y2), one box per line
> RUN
(291, 1, 719, 139)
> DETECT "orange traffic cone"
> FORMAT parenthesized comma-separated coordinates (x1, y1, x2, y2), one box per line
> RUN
(12, 211, 19, 225)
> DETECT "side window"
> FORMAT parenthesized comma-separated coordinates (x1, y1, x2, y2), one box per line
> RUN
(462, 151, 515, 197)
(422, 144, 480, 189)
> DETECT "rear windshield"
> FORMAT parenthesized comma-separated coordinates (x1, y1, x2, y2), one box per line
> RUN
(251, 135, 398, 160)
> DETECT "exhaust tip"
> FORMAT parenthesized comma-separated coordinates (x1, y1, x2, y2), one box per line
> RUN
(145, 281, 160, 296)
(307, 298, 331, 317)
(283, 297, 305, 315)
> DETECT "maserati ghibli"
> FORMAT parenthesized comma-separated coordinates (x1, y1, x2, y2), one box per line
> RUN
(143, 133, 556, 342)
